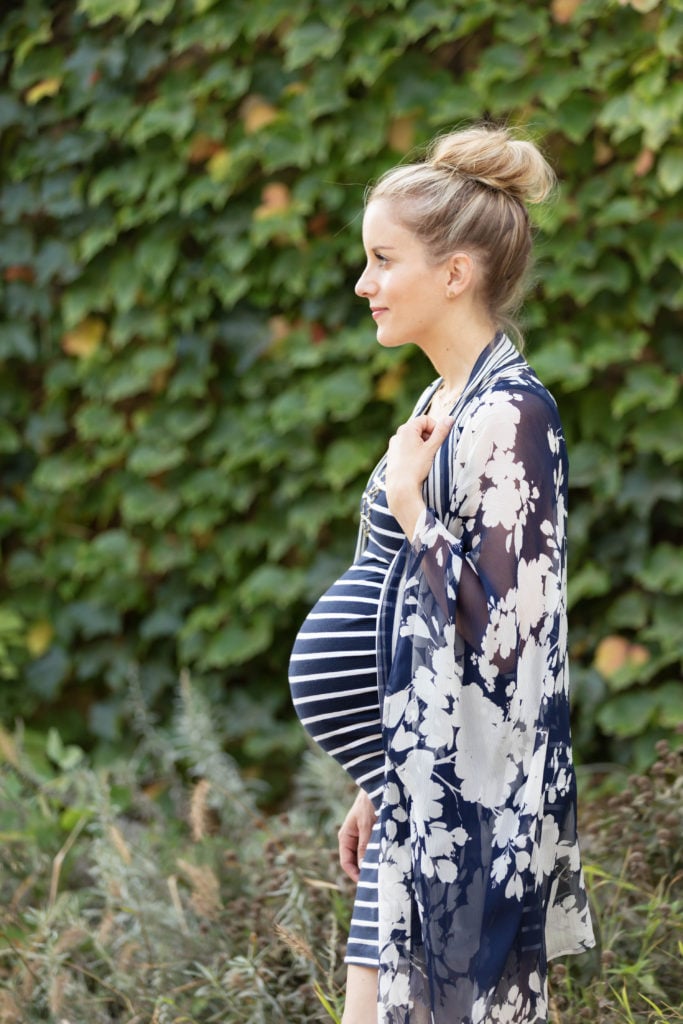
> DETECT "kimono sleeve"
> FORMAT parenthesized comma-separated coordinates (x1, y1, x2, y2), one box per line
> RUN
(392, 386, 567, 718)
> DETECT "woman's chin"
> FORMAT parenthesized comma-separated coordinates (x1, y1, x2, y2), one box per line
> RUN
(375, 327, 405, 349)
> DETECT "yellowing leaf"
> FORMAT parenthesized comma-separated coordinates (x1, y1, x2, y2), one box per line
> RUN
(633, 148, 655, 177)
(388, 116, 416, 153)
(0, 725, 20, 768)
(268, 316, 290, 343)
(25, 77, 62, 104)
(628, 644, 650, 667)
(206, 148, 232, 182)
(188, 134, 224, 164)
(150, 366, 172, 394)
(594, 635, 650, 679)
(594, 138, 614, 166)
(310, 322, 327, 344)
(594, 635, 630, 676)
(241, 95, 278, 133)
(27, 620, 54, 658)
(551, 0, 583, 21)
(253, 182, 291, 219)
(307, 212, 329, 237)
(3, 264, 34, 283)
(61, 316, 106, 358)
(375, 364, 406, 402)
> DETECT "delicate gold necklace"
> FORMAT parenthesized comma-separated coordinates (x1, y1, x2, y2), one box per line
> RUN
(429, 380, 462, 415)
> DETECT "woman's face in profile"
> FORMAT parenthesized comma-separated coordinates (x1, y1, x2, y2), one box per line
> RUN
(355, 199, 451, 351)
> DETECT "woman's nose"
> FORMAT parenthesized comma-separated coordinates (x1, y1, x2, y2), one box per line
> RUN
(355, 265, 375, 297)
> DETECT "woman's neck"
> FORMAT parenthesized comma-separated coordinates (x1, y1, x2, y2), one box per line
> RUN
(428, 313, 498, 396)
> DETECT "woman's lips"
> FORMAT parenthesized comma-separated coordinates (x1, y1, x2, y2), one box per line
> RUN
(371, 307, 387, 319)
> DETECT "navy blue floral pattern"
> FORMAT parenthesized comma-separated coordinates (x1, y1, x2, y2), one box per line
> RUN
(365, 336, 595, 1023)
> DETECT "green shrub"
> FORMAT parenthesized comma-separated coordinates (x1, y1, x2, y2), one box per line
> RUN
(0, 0, 681, 774)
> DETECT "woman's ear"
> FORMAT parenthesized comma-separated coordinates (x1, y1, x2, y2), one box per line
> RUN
(445, 252, 475, 298)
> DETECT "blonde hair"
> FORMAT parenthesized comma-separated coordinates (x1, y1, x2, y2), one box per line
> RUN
(366, 125, 556, 341)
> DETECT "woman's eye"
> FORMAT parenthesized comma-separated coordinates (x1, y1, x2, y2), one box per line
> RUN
(375, 252, 389, 265)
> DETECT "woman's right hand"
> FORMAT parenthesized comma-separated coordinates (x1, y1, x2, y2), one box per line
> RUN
(385, 413, 454, 538)
(338, 789, 377, 882)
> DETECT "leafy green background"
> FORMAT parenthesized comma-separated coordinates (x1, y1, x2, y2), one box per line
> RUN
(1, 0, 682, 786)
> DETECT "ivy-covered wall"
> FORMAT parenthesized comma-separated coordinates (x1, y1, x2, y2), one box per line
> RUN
(1, 0, 681, 776)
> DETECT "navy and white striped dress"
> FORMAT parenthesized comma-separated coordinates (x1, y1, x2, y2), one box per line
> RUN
(288, 456, 402, 967)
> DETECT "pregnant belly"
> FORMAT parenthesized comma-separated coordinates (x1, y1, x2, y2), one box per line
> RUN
(288, 561, 385, 802)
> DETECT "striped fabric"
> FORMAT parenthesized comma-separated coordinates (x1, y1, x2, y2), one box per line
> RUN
(288, 463, 404, 965)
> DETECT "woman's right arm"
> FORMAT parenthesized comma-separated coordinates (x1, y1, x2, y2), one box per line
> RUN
(338, 788, 377, 882)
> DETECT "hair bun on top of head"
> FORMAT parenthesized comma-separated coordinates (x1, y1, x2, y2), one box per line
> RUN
(428, 125, 556, 205)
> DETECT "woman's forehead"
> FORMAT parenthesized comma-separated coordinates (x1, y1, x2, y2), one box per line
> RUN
(362, 199, 411, 244)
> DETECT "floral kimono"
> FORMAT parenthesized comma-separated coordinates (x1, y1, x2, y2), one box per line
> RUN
(362, 335, 595, 1023)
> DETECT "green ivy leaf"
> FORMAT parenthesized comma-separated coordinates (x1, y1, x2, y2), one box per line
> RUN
(283, 19, 345, 70)
(74, 403, 127, 443)
(657, 146, 683, 195)
(33, 451, 97, 492)
(656, 681, 683, 729)
(323, 437, 379, 490)
(637, 543, 683, 595)
(567, 563, 612, 609)
(97, 347, 175, 402)
(127, 440, 186, 476)
(631, 407, 683, 463)
(612, 364, 679, 418)
(240, 565, 307, 612)
(596, 689, 660, 739)
(77, 0, 140, 26)
(0, 420, 20, 453)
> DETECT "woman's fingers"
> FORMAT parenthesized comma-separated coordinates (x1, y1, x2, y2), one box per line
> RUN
(338, 821, 361, 882)
(338, 791, 377, 882)
(388, 415, 454, 474)
(427, 414, 455, 449)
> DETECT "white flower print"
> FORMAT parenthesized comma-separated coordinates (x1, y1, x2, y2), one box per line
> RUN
(398, 749, 443, 823)
(420, 823, 460, 883)
(477, 588, 518, 687)
(536, 814, 561, 879)
(493, 807, 520, 848)
(453, 685, 515, 809)
(517, 555, 555, 639)
(481, 447, 531, 531)
(413, 664, 456, 750)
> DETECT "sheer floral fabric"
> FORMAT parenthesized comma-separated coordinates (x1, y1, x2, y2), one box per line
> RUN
(363, 335, 595, 1023)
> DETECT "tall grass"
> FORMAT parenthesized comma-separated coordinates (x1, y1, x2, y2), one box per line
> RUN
(550, 738, 682, 1023)
(0, 679, 351, 1022)
(0, 682, 680, 1022)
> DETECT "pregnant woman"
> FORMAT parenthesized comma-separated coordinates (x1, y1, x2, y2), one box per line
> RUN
(289, 124, 595, 1024)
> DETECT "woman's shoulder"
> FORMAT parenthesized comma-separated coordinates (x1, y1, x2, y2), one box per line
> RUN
(472, 361, 562, 426)
(454, 375, 564, 462)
